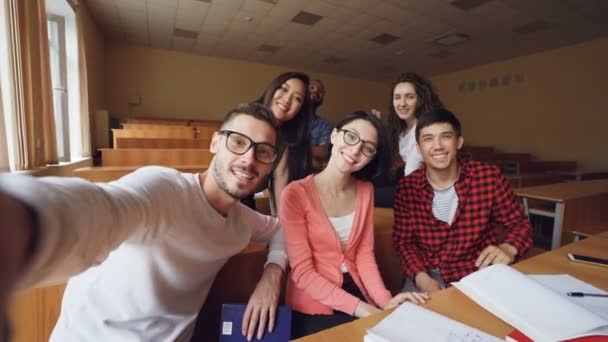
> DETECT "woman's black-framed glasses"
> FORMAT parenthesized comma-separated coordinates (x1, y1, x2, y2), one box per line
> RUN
(219, 130, 279, 164)
(338, 128, 377, 157)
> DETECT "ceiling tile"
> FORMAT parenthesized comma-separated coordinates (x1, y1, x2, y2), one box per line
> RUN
(241, 0, 273, 15)
(324, 0, 376, 11)
(267, 4, 300, 18)
(213, 0, 245, 10)
(301, 0, 336, 17)
(83, 0, 608, 81)
(146, 0, 178, 8)
(325, 7, 360, 21)
(178, 0, 211, 14)
(254, 21, 284, 34)
(176, 8, 205, 31)
(334, 23, 364, 36)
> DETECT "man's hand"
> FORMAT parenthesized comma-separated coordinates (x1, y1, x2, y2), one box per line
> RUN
(414, 272, 443, 293)
(382, 292, 428, 310)
(242, 263, 283, 341)
(0, 193, 34, 338)
(475, 243, 517, 269)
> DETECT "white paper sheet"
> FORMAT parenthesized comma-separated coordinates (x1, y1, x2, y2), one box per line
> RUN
(365, 302, 502, 342)
(452, 264, 608, 342)
(530, 274, 608, 320)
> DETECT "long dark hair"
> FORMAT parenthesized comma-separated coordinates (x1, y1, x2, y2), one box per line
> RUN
(256, 72, 312, 183)
(387, 72, 444, 160)
(334, 111, 389, 181)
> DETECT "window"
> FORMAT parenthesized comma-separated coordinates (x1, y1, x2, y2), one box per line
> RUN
(46, 0, 82, 162)
(48, 15, 70, 161)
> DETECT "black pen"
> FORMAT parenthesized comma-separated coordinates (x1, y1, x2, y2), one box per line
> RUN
(567, 292, 608, 298)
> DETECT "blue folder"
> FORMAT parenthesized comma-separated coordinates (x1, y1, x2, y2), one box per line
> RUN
(219, 304, 292, 342)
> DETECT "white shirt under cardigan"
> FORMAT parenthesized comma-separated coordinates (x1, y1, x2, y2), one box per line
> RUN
(327, 212, 355, 273)
(0, 166, 287, 342)
(398, 124, 424, 176)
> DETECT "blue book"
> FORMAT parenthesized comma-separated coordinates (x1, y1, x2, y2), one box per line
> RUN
(219, 304, 292, 342)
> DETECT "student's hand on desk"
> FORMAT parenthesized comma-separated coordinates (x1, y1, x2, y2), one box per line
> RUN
(354, 301, 381, 318)
(242, 263, 283, 341)
(414, 272, 443, 293)
(476, 243, 517, 269)
(382, 292, 429, 310)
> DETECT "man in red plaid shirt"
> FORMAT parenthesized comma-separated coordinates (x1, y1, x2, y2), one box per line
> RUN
(393, 109, 532, 293)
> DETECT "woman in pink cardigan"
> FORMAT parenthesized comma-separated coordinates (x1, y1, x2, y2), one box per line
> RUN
(280, 111, 428, 338)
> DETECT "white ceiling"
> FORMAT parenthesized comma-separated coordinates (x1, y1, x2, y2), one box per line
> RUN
(84, 0, 608, 81)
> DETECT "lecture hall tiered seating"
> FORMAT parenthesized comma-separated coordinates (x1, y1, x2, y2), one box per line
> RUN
(73, 118, 220, 182)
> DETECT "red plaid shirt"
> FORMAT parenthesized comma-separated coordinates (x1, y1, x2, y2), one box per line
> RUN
(392, 159, 532, 284)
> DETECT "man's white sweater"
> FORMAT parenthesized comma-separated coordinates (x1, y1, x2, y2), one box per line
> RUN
(0, 166, 286, 341)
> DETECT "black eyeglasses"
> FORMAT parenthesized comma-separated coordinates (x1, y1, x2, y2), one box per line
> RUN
(219, 130, 279, 164)
(337, 128, 377, 157)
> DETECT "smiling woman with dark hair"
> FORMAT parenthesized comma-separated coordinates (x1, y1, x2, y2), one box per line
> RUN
(280, 111, 428, 339)
(241, 72, 314, 214)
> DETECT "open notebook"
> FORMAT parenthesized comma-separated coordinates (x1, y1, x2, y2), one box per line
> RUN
(365, 302, 502, 342)
(452, 264, 608, 342)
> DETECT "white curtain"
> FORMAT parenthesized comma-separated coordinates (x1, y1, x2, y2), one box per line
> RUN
(75, 2, 91, 157)
(0, 79, 9, 171)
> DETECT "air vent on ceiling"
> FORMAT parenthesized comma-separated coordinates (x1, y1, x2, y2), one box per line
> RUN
(196, 0, 212, 3)
(257, 44, 281, 53)
(449, 0, 493, 11)
(432, 32, 470, 46)
(256, 0, 278, 3)
(513, 20, 551, 34)
(291, 11, 323, 26)
(370, 33, 400, 45)
(173, 28, 199, 39)
(324, 56, 345, 64)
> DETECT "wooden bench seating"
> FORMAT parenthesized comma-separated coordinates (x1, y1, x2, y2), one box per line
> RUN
(490, 160, 577, 175)
(112, 129, 201, 145)
(461, 151, 532, 162)
(122, 123, 220, 132)
(100, 148, 213, 166)
(125, 118, 221, 126)
(505, 172, 564, 188)
(112, 128, 196, 139)
(74, 165, 209, 182)
(114, 137, 212, 149)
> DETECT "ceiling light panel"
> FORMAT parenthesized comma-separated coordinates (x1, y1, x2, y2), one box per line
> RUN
(291, 11, 323, 26)
(370, 33, 400, 45)
(449, 0, 494, 11)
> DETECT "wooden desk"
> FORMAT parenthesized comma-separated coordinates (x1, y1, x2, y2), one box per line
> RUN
(504, 172, 563, 188)
(294, 233, 608, 342)
(515, 179, 608, 249)
(560, 170, 608, 182)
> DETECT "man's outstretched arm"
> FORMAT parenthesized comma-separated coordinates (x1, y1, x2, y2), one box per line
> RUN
(0, 192, 35, 338)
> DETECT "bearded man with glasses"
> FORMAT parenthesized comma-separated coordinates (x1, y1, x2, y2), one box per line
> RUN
(0, 103, 288, 342)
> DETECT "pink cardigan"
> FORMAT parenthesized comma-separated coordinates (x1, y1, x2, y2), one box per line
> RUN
(279, 175, 392, 315)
